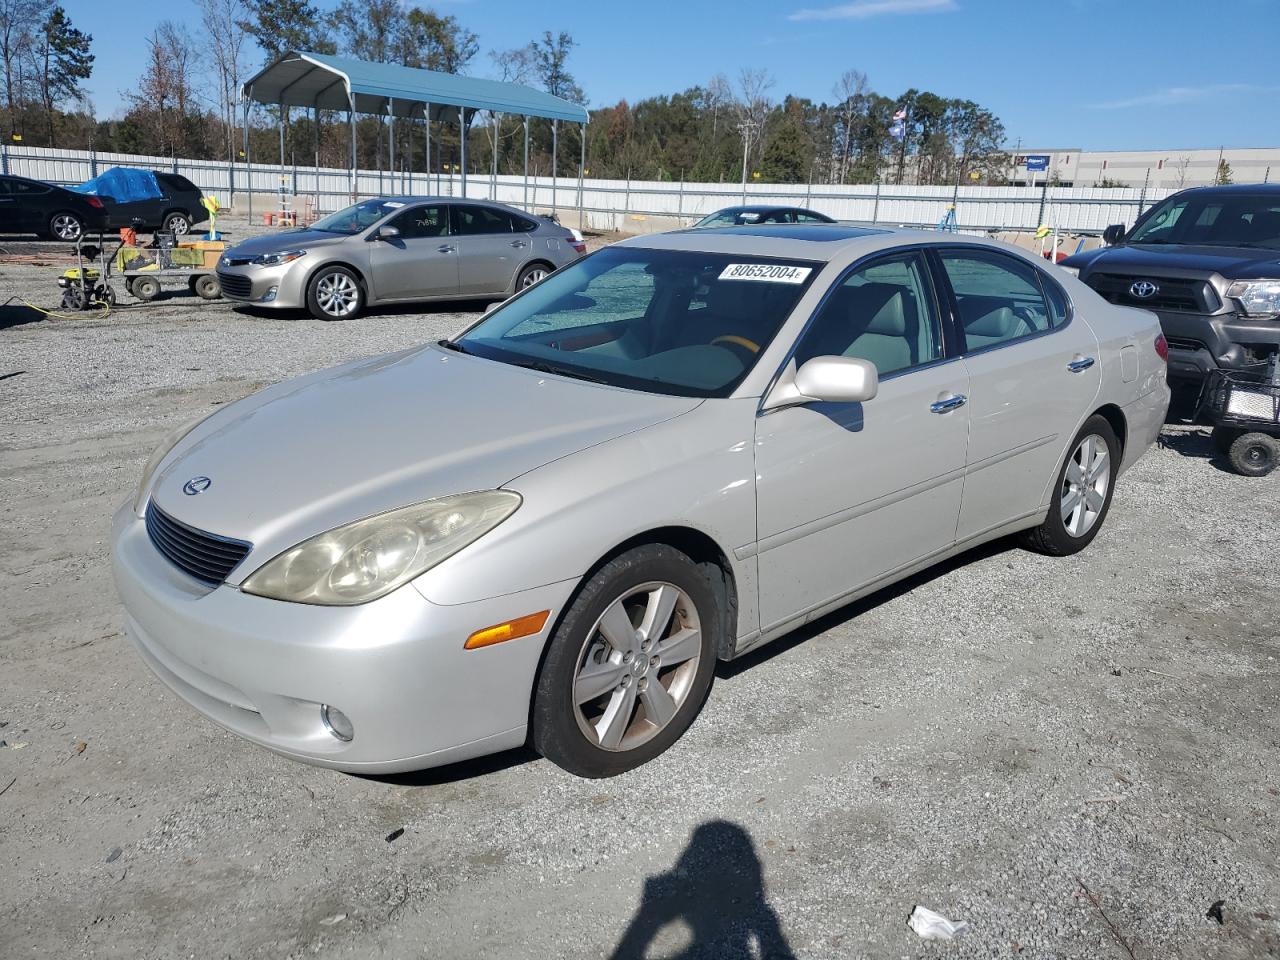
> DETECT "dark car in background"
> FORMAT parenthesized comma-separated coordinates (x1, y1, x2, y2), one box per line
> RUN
(1062, 184, 1280, 394)
(692, 205, 836, 227)
(105, 172, 208, 235)
(0, 174, 110, 241)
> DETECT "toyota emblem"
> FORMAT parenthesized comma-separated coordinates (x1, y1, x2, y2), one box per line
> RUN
(1129, 280, 1159, 300)
(183, 476, 212, 495)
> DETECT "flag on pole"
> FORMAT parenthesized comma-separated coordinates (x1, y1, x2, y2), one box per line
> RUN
(889, 121, 906, 140)
(892, 108, 907, 121)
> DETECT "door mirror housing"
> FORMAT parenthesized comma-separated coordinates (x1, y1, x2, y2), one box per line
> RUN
(375, 225, 401, 241)
(762, 356, 879, 412)
(1102, 224, 1126, 246)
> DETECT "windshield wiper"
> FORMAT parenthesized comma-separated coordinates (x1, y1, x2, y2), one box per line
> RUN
(510, 358, 607, 384)
(437, 338, 470, 354)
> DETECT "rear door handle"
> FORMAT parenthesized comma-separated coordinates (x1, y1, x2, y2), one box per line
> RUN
(930, 394, 967, 413)
(1067, 356, 1096, 372)
(438, 244, 455, 253)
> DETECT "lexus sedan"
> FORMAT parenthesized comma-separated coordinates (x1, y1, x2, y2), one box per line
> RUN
(114, 223, 1169, 778)
(693, 205, 836, 227)
(0, 174, 110, 241)
(216, 196, 586, 320)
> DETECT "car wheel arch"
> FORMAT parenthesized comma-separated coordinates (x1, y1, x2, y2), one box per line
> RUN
(1092, 403, 1128, 458)
(306, 260, 369, 296)
(514, 259, 556, 290)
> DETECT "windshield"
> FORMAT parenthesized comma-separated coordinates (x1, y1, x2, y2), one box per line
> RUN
(1129, 194, 1280, 248)
(694, 208, 768, 227)
(310, 199, 406, 235)
(456, 247, 820, 397)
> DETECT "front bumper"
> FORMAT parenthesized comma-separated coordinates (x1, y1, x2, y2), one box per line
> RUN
(215, 263, 305, 308)
(111, 502, 575, 773)
(1153, 309, 1280, 385)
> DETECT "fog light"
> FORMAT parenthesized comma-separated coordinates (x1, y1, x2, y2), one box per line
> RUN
(321, 704, 353, 741)
(261, 285, 278, 303)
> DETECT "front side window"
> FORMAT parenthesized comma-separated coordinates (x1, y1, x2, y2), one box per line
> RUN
(456, 247, 819, 397)
(793, 252, 942, 376)
(454, 205, 513, 235)
(310, 199, 404, 235)
(940, 249, 1052, 351)
(387, 204, 449, 239)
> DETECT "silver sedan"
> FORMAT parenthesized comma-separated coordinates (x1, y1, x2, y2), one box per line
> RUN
(114, 223, 1170, 778)
(216, 197, 586, 320)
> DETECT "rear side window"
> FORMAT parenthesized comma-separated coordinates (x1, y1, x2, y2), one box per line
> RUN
(1040, 273, 1071, 328)
(454, 205, 514, 235)
(514, 216, 538, 232)
(939, 249, 1052, 351)
(10, 179, 49, 195)
(157, 173, 198, 193)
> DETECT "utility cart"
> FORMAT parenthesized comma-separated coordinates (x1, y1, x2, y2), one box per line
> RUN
(1198, 354, 1280, 476)
(117, 232, 225, 302)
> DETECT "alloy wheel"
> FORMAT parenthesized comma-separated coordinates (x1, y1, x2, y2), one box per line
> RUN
(521, 267, 548, 287)
(1060, 433, 1110, 538)
(315, 272, 359, 317)
(52, 214, 82, 241)
(572, 581, 702, 752)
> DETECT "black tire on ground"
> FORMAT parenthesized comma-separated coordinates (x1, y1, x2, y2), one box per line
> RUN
(516, 262, 552, 290)
(193, 274, 221, 300)
(1021, 414, 1121, 557)
(1227, 432, 1280, 477)
(49, 212, 84, 242)
(124, 278, 137, 297)
(163, 211, 192, 235)
(1211, 426, 1242, 456)
(132, 276, 161, 301)
(305, 265, 363, 320)
(531, 544, 720, 778)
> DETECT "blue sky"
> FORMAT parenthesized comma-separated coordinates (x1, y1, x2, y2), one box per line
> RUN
(74, 0, 1280, 151)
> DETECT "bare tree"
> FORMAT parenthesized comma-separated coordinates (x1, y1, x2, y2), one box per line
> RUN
(127, 21, 196, 156)
(1172, 155, 1192, 189)
(832, 69, 868, 184)
(733, 67, 772, 177)
(198, 0, 247, 167)
(706, 72, 731, 141)
(0, 0, 48, 137)
(490, 44, 535, 84)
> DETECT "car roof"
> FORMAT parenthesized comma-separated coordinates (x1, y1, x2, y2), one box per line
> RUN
(374, 195, 527, 209)
(1169, 183, 1280, 196)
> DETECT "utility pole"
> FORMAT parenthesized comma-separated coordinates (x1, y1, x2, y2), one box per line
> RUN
(738, 120, 758, 205)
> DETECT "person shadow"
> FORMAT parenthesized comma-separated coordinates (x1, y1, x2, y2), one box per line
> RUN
(609, 819, 797, 960)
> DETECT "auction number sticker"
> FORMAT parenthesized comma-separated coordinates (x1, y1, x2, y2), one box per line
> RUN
(718, 263, 811, 284)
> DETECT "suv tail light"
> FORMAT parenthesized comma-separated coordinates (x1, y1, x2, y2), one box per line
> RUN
(1154, 333, 1169, 362)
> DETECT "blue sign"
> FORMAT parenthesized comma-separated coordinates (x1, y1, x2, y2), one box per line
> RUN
(1024, 154, 1050, 172)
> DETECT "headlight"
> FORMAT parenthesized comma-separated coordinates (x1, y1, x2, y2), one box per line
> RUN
(252, 250, 306, 267)
(240, 491, 521, 606)
(133, 411, 218, 513)
(1226, 279, 1280, 317)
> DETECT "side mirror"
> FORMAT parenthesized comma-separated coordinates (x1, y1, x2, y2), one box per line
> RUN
(1102, 224, 1126, 246)
(375, 225, 401, 241)
(762, 355, 879, 412)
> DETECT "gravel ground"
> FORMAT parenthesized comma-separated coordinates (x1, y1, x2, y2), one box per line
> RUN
(1, 216, 1278, 959)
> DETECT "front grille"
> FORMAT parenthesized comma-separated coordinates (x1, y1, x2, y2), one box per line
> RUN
(145, 502, 251, 585)
(1088, 273, 1220, 313)
(216, 271, 253, 299)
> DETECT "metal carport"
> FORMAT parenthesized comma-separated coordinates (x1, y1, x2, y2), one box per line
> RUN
(239, 51, 589, 216)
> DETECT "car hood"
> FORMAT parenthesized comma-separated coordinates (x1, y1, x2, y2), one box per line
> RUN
(223, 229, 354, 259)
(149, 345, 699, 568)
(1064, 243, 1280, 280)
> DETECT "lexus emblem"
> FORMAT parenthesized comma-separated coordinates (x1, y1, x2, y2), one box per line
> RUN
(1129, 280, 1159, 300)
(183, 476, 212, 496)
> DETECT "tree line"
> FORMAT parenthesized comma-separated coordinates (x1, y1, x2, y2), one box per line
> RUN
(0, 0, 1011, 187)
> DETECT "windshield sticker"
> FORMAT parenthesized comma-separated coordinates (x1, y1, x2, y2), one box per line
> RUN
(719, 263, 812, 284)
(382, 201, 405, 209)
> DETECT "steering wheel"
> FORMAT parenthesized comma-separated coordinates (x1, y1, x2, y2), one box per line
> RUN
(710, 334, 761, 356)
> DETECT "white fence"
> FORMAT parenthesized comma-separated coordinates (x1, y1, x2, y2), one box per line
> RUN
(2, 143, 1174, 235)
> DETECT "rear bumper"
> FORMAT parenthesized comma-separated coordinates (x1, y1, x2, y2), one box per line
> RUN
(111, 501, 575, 773)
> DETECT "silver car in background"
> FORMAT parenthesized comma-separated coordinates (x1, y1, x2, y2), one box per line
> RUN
(216, 197, 586, 320)
(115, 224, 1170, 779)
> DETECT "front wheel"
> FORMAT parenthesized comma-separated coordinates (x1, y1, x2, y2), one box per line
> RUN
(306, 265, 363, 320)
(193, 274, 221, 300)
(1228, 432, 1279, 477)
(532, 545, 719, 778)
(1021, 415, 1120, 556)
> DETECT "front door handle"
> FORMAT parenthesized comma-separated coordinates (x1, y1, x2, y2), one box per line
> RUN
(1067, 356, 1096, 373)
(438, 244, 455, 253)
(930, 393, 967, 414)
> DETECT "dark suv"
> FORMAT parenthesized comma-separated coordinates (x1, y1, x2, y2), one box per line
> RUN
(1062, 185, 1280, 394)
(106, 172, 208, 235)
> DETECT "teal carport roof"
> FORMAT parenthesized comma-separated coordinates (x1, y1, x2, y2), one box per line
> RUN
(241, 52, 589, 124)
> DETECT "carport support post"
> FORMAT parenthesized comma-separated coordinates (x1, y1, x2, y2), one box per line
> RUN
(551, 119, 558, 215)
(244, 85, 254, 219)
(313, 104, 320, 210)
(522, 118, 529, 211)
(348, 95, 356, 202)
(424, 109, 431, 194)
(460, 108, 468, 198)
(387, 98, 395, 193)
(577, 121, 586, 229)
(492, 111, 501, 201)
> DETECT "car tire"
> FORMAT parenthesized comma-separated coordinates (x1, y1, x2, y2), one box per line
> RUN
(306, 265, 363, 320)
(531, 544, 720, 778)
(516, 262, 552, 290)
(49, 212, 84, 242)
(1228, 432, 1279, 477)
(193, 274, 221, 300)
(132, 276, 161, 301)
(163, 211, 192, 235)
(1021, 415, 1120, 556)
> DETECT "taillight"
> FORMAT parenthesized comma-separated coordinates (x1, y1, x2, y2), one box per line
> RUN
(1154, 333, 1169, 362)
(571, 241, 586, 254)
(86, 196, 104, 209)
